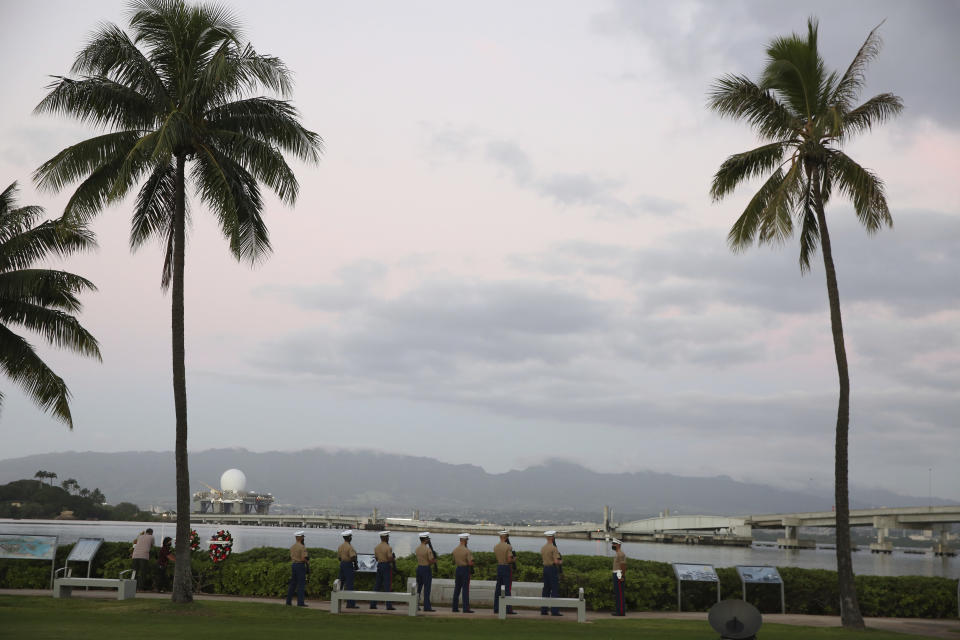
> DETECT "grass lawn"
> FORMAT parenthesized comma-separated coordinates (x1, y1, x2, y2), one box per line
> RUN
(0, 596, 926, 640)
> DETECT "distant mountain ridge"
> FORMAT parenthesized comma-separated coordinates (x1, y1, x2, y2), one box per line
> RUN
(0, 448, 950, 518)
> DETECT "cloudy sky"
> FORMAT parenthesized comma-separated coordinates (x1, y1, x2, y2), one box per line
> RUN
(1, 0, 957, 501)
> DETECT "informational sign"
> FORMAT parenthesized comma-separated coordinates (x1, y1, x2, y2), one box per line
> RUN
(672, 562, 720, 612)
(736, 565, 782, 584)
(66, 538, 103, 563)
(673, 563, 719, 582)
(736, 565, 785, 613)
(0, 534, 58, 560)
(356, 553, 378, 573)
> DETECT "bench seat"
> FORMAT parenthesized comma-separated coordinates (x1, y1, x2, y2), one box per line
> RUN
(53, 577, 137, 600)
(330, 579, 418, 616)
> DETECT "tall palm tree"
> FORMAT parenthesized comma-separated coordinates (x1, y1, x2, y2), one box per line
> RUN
(1, 183, 100, 429)
(33, 0, 322, 603)
(708, 19, 902, 629)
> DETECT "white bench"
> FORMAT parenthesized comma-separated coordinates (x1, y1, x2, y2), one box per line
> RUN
(53, 570, 137, 601)
(497, 586, 586, 623)
(405, 577, 542, 606)
(330, 578, 418, 616)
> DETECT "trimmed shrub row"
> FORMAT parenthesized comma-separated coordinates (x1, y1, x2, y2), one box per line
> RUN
(2, 543, 956, 618)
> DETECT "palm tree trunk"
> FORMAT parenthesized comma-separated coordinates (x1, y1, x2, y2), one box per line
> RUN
(171, 153, 193, 603)
(813, 172, 863, 629)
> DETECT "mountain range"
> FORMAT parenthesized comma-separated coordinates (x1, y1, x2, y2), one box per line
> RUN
(0, 448, 951, 520)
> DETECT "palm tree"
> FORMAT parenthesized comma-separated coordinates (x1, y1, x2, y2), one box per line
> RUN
(33, 0, 322, 603)
(1, 185, 100, 429)
(708, 19, 902, 629)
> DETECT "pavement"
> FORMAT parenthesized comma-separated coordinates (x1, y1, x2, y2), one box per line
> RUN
(3, 589, 959, 639)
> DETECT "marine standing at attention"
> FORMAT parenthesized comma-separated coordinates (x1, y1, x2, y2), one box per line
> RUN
(611, 538, 627, 616)
(415, 532, 437, 611)
(493, 530, 517, 615)
(451, 533, 475, 613)
(540, 530, 563, 616)
(337, 530, 359, 609)
(285, 530, 309, 607)
(371, 531, 396, 610)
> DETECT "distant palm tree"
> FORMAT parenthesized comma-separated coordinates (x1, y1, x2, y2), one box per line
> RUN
(1, 183, 100, 429)
(34, 0, 322, 603)
(708, 19, 902, 629)
(79, 487, 90, 499)
(34, 470, 47, 487)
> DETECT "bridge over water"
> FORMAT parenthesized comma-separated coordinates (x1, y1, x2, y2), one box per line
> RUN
(613, 505, 960, 555)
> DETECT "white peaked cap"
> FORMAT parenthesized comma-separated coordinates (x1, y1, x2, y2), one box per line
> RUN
(544, 530, 557, 536)
(459, 532, 470, 539)
(341, 530, 353, 537)
(294, 530, 306, 536)
(498, 530, 509, 535)
(380, 531, 391, 537)
(419, 532, 430, 538)
(611, 538, 622, 545)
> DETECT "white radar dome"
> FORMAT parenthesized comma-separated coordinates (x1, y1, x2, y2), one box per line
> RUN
(220, 468, 247, 493)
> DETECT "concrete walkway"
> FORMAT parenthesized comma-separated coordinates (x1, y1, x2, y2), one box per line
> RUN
(3, 589, 958, 639)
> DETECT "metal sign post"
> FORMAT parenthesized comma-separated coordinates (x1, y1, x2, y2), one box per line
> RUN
(0, 534, 59, 588)
(736, 565, 785, 614)
(64, 538, 103, 580)
(672, 563, 720, 612)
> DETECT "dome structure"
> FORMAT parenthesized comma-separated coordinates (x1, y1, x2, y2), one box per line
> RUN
(220, 468, 247, 493)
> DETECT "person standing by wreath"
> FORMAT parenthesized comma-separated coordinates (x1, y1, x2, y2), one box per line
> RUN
(540, 530, 563, 616)
(131, 528, 154, 591)
(611, 538, 627, 615)
(156, 536, 175, 592)
(414, 532, 437, 611)
(451, 533, 474, 613)
(285, 530, 309, 607)
(493, 530, 517, 615)
(337, 530, 359, 609)
(371, 531, 396, 610)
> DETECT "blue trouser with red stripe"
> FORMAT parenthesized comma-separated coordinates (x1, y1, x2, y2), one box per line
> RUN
(372, 561, 394, 609)
(339, 561, 355, 607)
(452, 565, 470, 611)
(612, 573, 626, 615)
(541, 565, 560, 614)
(494, 564, 513, 613)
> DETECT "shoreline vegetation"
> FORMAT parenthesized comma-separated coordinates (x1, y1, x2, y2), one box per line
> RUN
(1, 541, 956, 618)
(0, 479, 157, 522)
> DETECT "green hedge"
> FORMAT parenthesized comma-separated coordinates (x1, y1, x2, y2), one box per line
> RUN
(2, 544, 956, 618)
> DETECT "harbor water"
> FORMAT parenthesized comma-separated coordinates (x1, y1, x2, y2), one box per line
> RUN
(1, 519, 956, 579)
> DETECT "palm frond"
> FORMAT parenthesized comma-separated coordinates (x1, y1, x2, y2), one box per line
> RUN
(33, 131, 143, 195)
(727, 161, 801, 251)
(0, 219, 97, 272)
(0, 300, 101, 360)
(34, 76, 156, 131)
(707, 75, 798, 139)
(797, 175, 820, 272)
(0, 324, 74, 428)
(192, 143, 271, 263)
(710, 141, 791, 201)
(71, 22, 169, 105)
(206, 97, 323, 163)
(830, 151, 892, 233)
(841, 93, 904, 139)
(208, 130, 299, 204)
(0, 269, 95, 313)
(831, 21, 885, 109)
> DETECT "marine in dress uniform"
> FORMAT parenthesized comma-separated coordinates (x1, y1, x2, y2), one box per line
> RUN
(337, 530, 359, 609)
(451, 533, 475, 613)
(285, 530, 308, 607)
(493, 530, 516, 615)
(415, 532, 437, 611)
(611, 538, 627, 616)
(540, 530, 563, 616)
(371, 531, 396, 610)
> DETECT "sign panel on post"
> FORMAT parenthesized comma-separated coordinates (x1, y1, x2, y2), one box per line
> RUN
(356, 553, 378, 573)
(0, 534, 59, 588)
(65, 538, 103, 580)
(736, 565, 785, 613)
(672, 562, 720, 611)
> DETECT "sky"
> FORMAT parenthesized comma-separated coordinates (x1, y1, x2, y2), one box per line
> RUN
(0, 0, 957, 501)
